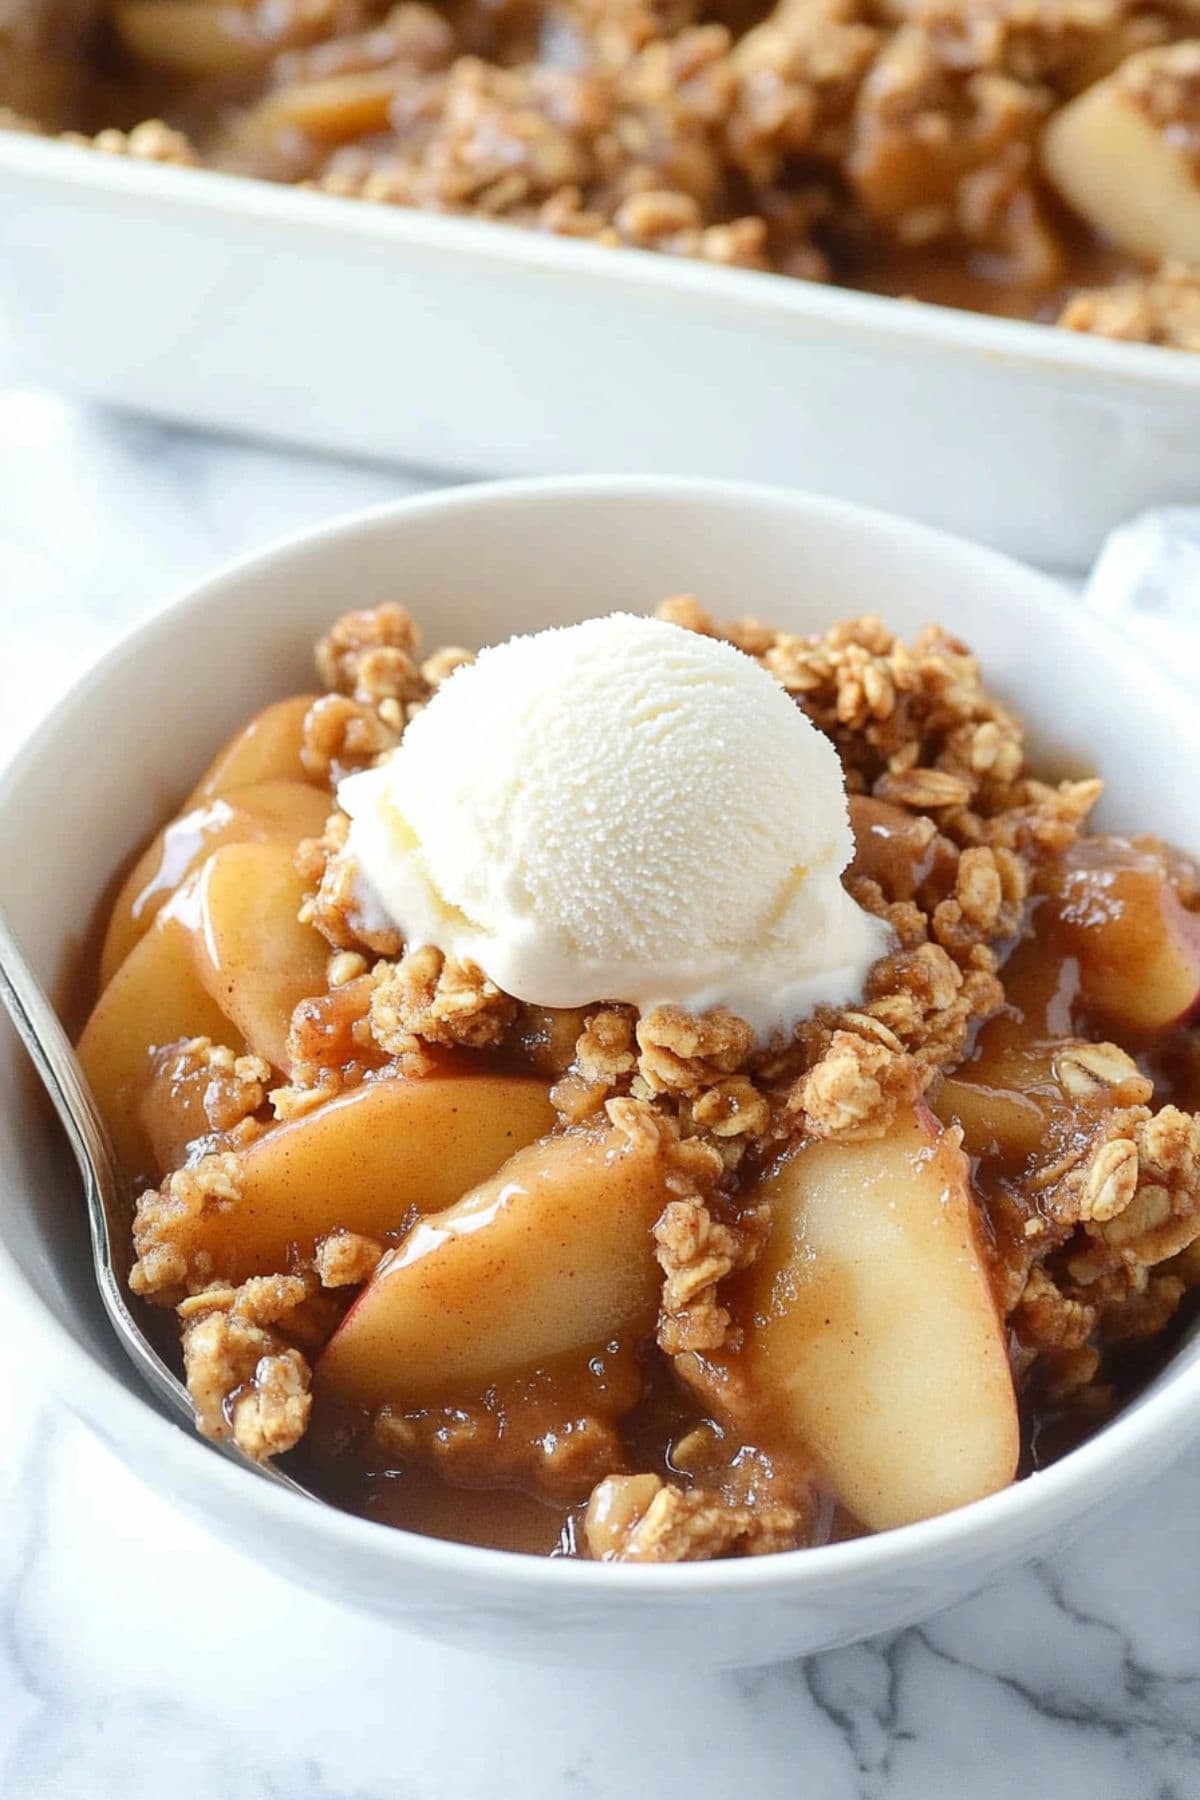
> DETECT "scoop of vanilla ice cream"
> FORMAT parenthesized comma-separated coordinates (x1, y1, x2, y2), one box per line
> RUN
(339, 613, 890, 1040)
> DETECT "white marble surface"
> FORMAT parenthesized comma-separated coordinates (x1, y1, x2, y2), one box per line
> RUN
(2, 388, 1200, 1800)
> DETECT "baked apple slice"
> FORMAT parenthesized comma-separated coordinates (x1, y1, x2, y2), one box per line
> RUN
(315, 1125, 671, 1411)
(848, 795, 956, 903)
(1046, 836, 1200, 1037)
(99, 779, 330, 987)
(1042, 45, 1200, 265)
(138, 1044, 239, 1178)
(742, 1106, 1018, 1531)
(932, 1053, 1053, 1166)
(113, 1, 310, 75)
(186, 695, 321, 805)
(934, 1028, 1151, 1168)
(186, 840, 329, 1072)
(78, 912, 237, 1174)
(933, 935, 1103, 1155)
(181, 1075, 556, 1283)
(238, 70, 403, 144)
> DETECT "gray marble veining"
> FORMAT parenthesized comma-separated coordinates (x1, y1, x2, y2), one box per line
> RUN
(1, 386, 1198, 1800)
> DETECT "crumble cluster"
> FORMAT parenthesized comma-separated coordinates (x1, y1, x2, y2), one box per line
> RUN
(130, 1150, 243, 1305)
(178, 1276, 315, 1460)
(132, 1153, 375, 1459)
(1011, 1102, 1200, 1400)
(1117, 39, 1200, 143)
(584, 1445, 812, 1560)
(147, 1037, 271, 1140)
(14, 0, 1200, 348)
(58, 118, 199, 164)
(1057, 264, 1200, 353)
(370, 944, 518, 1067)
(605, 1090, 771, 1357)
(584, 1474, 802, 1561)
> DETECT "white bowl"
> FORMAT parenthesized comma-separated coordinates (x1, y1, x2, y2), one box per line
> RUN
(3, 136, 1200, 567)
(2, 476, 1197, 1670)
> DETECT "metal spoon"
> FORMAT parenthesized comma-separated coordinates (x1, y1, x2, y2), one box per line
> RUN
(0, 906, 310, 1499)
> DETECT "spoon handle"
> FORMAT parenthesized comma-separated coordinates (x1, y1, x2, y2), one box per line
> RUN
(0, 905, 197, 1418)
(0, 908, 309, 1495)
(0, 907, 118, 1220)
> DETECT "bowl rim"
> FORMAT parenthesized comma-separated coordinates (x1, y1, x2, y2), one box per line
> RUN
(2, 470, 1197, 1597)
(4, 131, 1200, 401)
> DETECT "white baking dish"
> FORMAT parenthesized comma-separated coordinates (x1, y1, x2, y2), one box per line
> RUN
(3, 129, 1199, 567)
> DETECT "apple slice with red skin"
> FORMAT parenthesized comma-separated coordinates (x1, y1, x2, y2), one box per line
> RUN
(740, 1105, 1018, 1531)
(182, 1074, 556, 1285)
(315, 1124, 671, 1412)
(1045, 837, 1200, 1038)
(186, 695, 322, 805)
(99, 779, 331, 988)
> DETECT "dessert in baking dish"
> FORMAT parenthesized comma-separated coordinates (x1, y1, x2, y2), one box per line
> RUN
(4, 0, 1200, 348)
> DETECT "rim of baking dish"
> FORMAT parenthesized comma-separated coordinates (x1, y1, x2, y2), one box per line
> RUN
(4, 131, 1200, 400)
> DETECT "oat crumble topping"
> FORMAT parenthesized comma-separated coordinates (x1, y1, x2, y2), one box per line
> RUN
(88, 598, 1200, 1558)
(314, 1228, 386, 1286)
(297, 810, 403, 956)
(131, 1151, 244, 1304)
(178, 1274, 324, 1460)
(584, 1461, 810, 1560)
(370, 944, 518, 1063)
(58, 119, 200, 164)
(1057, 264, 1200, 351)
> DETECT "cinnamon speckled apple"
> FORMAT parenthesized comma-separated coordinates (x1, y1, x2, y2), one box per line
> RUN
(740, 1106, 1018, 1531)
(180, 1074, 556, 1284)
(100, 779, 330, 987)
(186, 839, 329, 1072)
(78, 911, 238, 1174)
(315, 1125, 672, 1410)
(186, 695, 321, 804)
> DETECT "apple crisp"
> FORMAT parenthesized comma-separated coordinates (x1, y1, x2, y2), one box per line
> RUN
(7, 0, 1200, 345)
(78, 598, 1200, 1558)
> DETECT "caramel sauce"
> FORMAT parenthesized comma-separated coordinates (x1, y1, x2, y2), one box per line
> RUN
(852, 232, 1139, 325)
(364, 1471, 574, 1555)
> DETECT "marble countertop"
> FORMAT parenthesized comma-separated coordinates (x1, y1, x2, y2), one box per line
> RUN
(2, 388, 1199, 1800)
